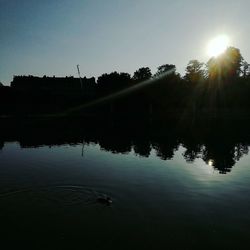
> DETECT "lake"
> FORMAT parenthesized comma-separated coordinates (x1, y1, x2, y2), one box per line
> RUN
(0, 120, 250, 249)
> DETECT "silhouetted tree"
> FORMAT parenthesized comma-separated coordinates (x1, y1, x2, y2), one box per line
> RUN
(207, 47, 243, 82)
(97, 71, 131, 94)
(155, 64, 176, 77)
(133, 67, 152, 82)
(242, 61, 250, 78)
(184, 60, 206, 84)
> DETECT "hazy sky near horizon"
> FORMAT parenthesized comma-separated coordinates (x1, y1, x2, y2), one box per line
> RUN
(1, 0, 250, 85)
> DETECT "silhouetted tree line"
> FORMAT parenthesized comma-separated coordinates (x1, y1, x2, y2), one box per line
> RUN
(1, 46, 250, 117)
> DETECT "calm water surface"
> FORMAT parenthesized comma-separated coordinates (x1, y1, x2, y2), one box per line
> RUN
(1, 138, 250, 249)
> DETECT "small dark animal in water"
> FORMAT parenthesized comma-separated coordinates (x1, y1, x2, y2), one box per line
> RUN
(96, 196, 112, 205)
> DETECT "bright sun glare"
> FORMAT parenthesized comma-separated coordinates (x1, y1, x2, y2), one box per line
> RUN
(207, 35, 230, 57)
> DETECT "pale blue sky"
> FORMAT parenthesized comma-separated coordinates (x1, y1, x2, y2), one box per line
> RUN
(1, 0, 249, 85)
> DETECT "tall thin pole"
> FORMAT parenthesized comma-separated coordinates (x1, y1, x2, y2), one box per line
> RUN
(77, 64, 83, 89)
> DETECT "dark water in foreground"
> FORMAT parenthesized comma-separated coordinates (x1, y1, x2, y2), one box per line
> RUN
(1, 130, 250, 249)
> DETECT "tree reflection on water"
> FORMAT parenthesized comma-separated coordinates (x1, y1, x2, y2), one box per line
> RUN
(0, 119, 249, 174)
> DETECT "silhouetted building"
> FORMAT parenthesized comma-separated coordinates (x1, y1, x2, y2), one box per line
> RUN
(11, 75, 96, 95)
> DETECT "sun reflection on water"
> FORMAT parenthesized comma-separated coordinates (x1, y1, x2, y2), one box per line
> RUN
(208, 159, 214, 167)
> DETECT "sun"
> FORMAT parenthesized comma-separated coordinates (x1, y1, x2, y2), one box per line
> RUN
(207, 35, 230, 57)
